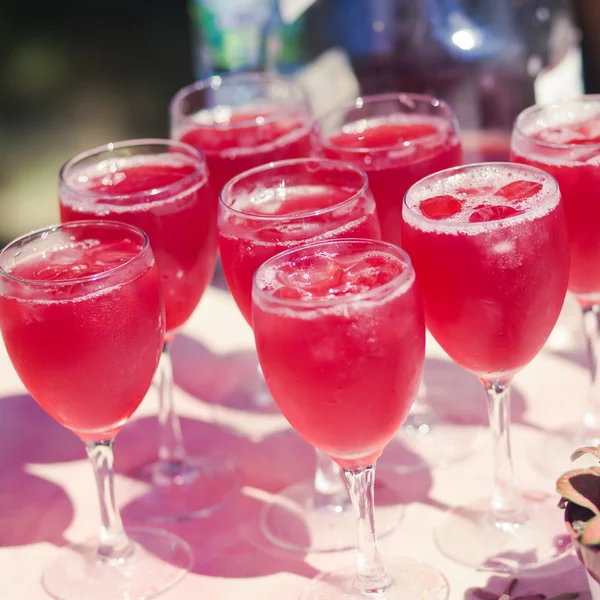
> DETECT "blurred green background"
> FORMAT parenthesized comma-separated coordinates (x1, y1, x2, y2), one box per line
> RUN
(0, 0, 194, 244)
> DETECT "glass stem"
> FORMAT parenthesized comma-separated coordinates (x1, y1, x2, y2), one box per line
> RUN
(404, 379, 433, 434)
(314, 449, 347, 509)
(158, 341, 186, 469)
(86, 439, 133, 561)
(581, 305, 600, 441)
(343, 464, 390, 594)
(484, 379, 524, 524)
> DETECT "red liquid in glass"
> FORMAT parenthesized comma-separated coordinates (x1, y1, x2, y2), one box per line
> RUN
(60, 157, 217, 333)
(253, 248, 425, 468)
(320, 115, 462, 246)
(219, 183, 380, 325)
(177, 108, 312, 196)
(512, 117, 600, 303)
(402, 169, 569, 378)
(0, 236, 163, 441)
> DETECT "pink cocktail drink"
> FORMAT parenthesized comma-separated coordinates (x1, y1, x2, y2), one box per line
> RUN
(511, 97, 600, 305)
(0, 221, 194, 599)
(178, 108, 312, 197)
(59, 140, 237, 523)
(171, 73, 312, 197)
(59, 140, 216, 334)
(511, 98, 600, 465)
(0, 222, 163, 441)
(219, 159, 381, 325)
(402, 163, 571, 572)
(402, 164, 568, 379)
(314, 94, 462, 247)
(251, 239, 447, 600)
(252, 239, 424, 468)
(221, 160, 383, 553)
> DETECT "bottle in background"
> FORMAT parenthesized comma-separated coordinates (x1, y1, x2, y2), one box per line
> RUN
(189, 0, 276, 77)
(271, 0, 584, 161)
(190, 0, 583, 160)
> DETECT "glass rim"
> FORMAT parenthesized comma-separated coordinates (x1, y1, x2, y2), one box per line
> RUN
(58, 138, 208, 203)
(402, 161, 560, 230)
(219, 157, 371, 222)
(169, 72, 312, 130)
(0, 220, 151, 288)
(514, 95, 600, 150)
(252, 237, 415, 309)
(314, 92, 460, 155)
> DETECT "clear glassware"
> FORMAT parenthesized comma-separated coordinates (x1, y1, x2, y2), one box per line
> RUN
(220, 157, 403, 551)
(314, 92, 480, 472)
(511, 97, 600, 477)
(170, 72, 313, 415)
(170, 71, 313, 200)
(0, 221, 191, 599)
(252, 238, 448, 600)
(313, 93, 463, 247)
(59, 139, 241, 521)
(402, 162, 572, 571)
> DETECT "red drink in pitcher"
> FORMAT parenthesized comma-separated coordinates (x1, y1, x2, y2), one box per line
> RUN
(171, 73, 312, 197)
(402, 163, 569, 379)
(219, 159, 380, 325)
(252, 239, 424, 468)
(59, 140, 216, 334)
(314, 94, 462, 247)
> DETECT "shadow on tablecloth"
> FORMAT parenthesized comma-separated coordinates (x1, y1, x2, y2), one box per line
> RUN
(463, 560, 588, 599)
(0, 393, 79, 547)
(171, 333, 534, 431)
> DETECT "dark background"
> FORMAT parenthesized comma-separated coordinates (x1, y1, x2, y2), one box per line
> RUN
(0, 0, 599, 245)
(0, 0, 194, 243)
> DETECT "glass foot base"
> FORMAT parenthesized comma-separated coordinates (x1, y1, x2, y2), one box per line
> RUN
(43, 526, 192, 600)
(434, 493, 573, 572)
(529, 428, 600, 480)
(386, 420, 483, 474)
(299, 559, 449, 600)
(261, 470, 404, 553)
(128, 455, 242, 522)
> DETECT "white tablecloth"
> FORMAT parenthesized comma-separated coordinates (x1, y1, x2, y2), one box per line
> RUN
(0, 286, 594, 599)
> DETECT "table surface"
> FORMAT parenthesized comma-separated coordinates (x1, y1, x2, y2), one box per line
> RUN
(0, 286, 594, 599)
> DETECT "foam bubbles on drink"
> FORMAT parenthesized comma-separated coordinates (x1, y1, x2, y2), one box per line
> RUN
(63, 153, 206, 214)
(188, 105, 235, 126)
(522, 99, 600, 141)
(229, 184, 357, 217)
(222, 182, 375, 248)
(2, 233, 147, 307)
(257, 250, 414, 319)
(404, 164, 558, 235)
(179, 104, 310, 158)
(515, 99, 600, 164)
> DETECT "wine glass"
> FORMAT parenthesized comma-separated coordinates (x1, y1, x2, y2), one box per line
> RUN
(252, 238, 448, 600)
(171, 72, 313, 416)
(314, 92, 478, 472)
(402, 162, 572, 571)
(59, 139, 240, 521)
(511, 97, 600, 476)
(170, 72, 313, 199)
(0, 221, 191, 599)
(220, 157, 403, 551)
